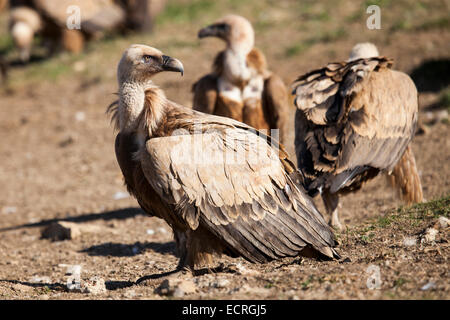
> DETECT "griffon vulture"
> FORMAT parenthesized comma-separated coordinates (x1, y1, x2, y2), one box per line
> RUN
(192, 15, 290, 143)
(9, 6, 42, 62)
(9, 0, 126, 60)
(292, 43, 423, 230)
(109, 44, 339, 270)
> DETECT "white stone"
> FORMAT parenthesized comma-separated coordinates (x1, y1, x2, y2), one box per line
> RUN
(75, 111, 86, 122)
(438, 216, 449, 229)
(402, 236, 417, 247)
(113, 191, 129, 200)
(82, 277, 107, 295)
(420, 281, 436, 291)
(1, 206, 17, 214)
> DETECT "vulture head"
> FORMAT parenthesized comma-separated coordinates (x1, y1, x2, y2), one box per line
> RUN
(117, 44, 184, 86)
(198, 14, 254, 53)
(348, 42, 380, 61)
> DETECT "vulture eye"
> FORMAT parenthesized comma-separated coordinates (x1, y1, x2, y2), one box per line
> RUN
(142, 55, 153, 63)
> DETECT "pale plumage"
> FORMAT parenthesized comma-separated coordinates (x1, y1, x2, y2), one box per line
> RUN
(8, 0, 138, 59)
(9, 6, 42, 61)
(110, 44, 339, 270)
(193, 15, 290, 143)
(292, 43, 423, 230)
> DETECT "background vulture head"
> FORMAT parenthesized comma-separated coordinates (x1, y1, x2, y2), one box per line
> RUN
(348, 42, 380, 61)
(198, 14, 255, 53)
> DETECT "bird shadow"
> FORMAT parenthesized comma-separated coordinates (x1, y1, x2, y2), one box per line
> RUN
(410, 58, 450, 93)
(0, 279, 67, 291)
(0, 278, 136, 292)
(8, 55, 48, 68)
(0, 207, 145, 233)
(135, 264, 238, 285)
(80, 241, 177, 257)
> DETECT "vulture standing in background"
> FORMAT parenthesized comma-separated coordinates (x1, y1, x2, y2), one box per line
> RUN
(292, 43, 423, 231)
(192, 15, 290, 143)
(9, 0, 125, 60)
(109, 44, 339, 270)
(8, 0, 167, 61)
(9, 6, 43, 62)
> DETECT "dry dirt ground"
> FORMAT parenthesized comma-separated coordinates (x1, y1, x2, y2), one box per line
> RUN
(0, 0, 449, 300)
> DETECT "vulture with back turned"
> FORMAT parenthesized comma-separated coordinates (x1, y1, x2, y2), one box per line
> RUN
(109, 44, 339, 270)
(192, 15, 290, 143)
(292, 43, 423, 230)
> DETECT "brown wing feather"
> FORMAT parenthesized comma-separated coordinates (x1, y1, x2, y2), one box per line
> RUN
(192, 74, 218, 114)
(293, 57, 419, 195)
(139, 106, 338, 262)
(263, 73, 290, 143)
(114, 131, 188, 231)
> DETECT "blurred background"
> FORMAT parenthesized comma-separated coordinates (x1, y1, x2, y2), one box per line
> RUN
(0, 0, 448, 299)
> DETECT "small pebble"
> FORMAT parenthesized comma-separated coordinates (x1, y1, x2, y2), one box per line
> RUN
(82, 276, 107, 295)
(420, 281, 436, 291)
(2, 206, 17, 214)
(421, 228, 438, 243)
(75, 111, 86, 122)
(157, 227, 167, 234)
(403, 236, 417, 247)
(113, 191, 129, 200)
(437, 216, 449, 229)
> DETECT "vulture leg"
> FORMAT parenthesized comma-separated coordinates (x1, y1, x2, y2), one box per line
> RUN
(175, 229, 221, 273)
(322, 190, 343, 231)
(174, 230, 189, 270)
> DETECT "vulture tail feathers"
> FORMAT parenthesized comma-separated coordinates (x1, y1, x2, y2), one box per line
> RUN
(387, 145, 423, 204)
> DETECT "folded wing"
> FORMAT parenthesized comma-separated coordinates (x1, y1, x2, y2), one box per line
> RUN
(293, 57, 418, 194)
(139, 129, 339, 262)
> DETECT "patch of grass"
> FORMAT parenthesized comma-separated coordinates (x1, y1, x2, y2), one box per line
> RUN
(301, 275, 314, 290)
(304, 11, 331, 22)
(360, 232, 375, 244)
(376, 214, 399, 228)
(18, 56, 73, 82)
(375, 195, 450, 227)
(351, 195, 449, 245)
(438, 87, 450, 111)
(0, 35, 14, 55)
(399, 195, 450, 220)
(365, 0, 392, 7)
(390, 19, 413, 32)
(318, 28, 348, 42)
(284, 27, 347, 57)
(415, 17, 450, 31)
(156, 0, 217, 25)
(253, 19, 275, 32)
(284, 41, 314, 57)
(346, 9, 364, 23)
(393, 277, 408, 287)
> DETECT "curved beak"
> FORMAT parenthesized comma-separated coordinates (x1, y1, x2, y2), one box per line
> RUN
(198, 23, 229, 39)
(162, 55, 184, 76)
(198, 25, 216, 38)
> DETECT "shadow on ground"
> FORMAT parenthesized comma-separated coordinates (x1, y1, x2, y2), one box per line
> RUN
(0, 279, 67, 291)
(0, 207, 145, 232)
(81, 241, 177, 257)
(410, 58, 450, 93)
